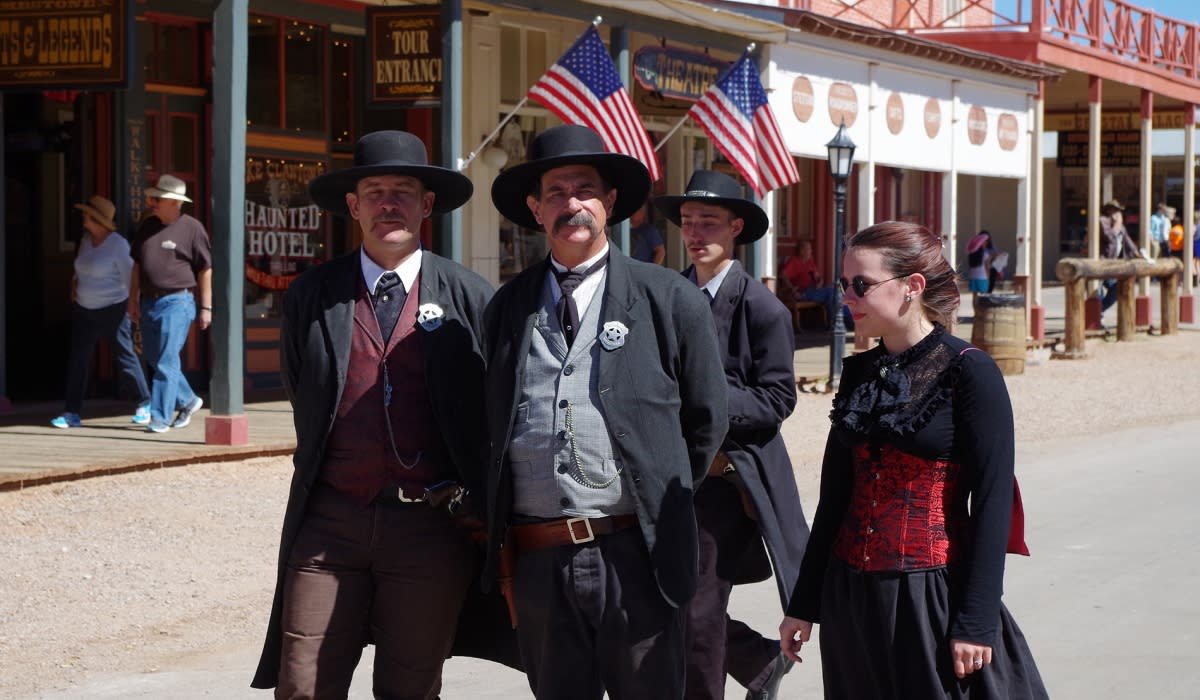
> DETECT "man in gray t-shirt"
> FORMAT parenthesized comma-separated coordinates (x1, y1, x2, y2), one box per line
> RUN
(129, 174, 212, 433)
(629, 201, 665, 265)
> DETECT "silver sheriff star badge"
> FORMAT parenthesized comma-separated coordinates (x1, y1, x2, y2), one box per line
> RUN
(417, 303, 445, 331)
(599, 321, 628, 350)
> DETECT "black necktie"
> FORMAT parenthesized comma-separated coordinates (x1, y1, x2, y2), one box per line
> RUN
(554, 256, 608, 348)
(373, 271, 406, 342)
(703, 288, 714, 304)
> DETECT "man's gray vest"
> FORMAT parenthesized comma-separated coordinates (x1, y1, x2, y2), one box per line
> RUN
(507, 275, 635, 519)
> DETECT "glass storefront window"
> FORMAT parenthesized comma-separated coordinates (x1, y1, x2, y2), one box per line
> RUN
(244, 156, 329, 319)
(140, 21, 198, 85)
(248, 16, 281, 128)
(285, 21, 324, 132)
(331, 38, 355, 146)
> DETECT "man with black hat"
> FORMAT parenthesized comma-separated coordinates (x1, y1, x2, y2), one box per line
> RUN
(656, 170, 808, 700)
(483, 124, 728, 698)
(251, 130, 511, 698)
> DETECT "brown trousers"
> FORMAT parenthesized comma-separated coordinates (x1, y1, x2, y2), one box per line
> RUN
(275, 483, 478, 700)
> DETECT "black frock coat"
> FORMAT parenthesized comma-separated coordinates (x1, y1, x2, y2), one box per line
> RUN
(252, 249, 517, 689)
(693, 260, 809, 605)
(481, 248, 729, 608)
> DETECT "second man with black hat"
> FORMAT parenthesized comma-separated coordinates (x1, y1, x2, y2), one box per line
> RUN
(657, 169, 809, 700)
(483, 124, 728, 698)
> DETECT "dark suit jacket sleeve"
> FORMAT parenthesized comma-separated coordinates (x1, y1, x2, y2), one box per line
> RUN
(785, 429, 851, 622)
(675, 284, 729, 485)
(279, 283, 303, 407)
(726, 292, 796, 436)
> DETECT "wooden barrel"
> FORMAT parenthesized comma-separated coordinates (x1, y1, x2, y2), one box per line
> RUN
(971, 293, 1026, 375)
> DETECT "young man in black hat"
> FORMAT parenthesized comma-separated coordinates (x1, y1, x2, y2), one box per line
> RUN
(656, 170, 809, 700)
(482, 124, 728, 698)
(252, 130, 514, 698)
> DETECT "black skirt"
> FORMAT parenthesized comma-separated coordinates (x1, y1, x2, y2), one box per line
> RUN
(817, 557, 1048, 699)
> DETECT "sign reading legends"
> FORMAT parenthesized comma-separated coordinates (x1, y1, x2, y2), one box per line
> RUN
(0, 0, 130, 88)
(367, 5, 442, 105)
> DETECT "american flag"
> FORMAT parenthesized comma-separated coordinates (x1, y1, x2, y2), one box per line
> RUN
(689, 54, 799, 197)
(528, 26, 662, 181)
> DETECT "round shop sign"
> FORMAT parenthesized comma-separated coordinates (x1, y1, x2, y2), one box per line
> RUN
(997, 113, 1019, 151)
(923, 98, 941, 139)
(827, 82, 859, 127)
(967, 105, 988, 146)
(792, 76, 815, 123)
(886, 92, 905, 135)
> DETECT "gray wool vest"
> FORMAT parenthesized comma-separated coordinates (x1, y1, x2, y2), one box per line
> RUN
(507, 276, 635, 519)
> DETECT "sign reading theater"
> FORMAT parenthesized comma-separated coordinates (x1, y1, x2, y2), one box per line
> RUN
(368, 5, 441, 105)
(244, 157, 326, 291)
(0, 0, 130, 87)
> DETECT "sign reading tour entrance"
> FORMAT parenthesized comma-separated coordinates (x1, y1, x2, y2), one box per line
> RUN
(367, 5, 442, 105)
(0, 0, 131, 88)
(244, 156, 327, 293)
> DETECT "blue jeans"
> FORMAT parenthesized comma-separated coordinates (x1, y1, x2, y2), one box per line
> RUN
(141, 292, 199, 424)
(803, 287, 854, 328)
(64, 300, 150, 414)
(1100, 279, 1118, 312)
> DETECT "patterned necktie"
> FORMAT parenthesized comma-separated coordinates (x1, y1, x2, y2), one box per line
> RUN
(554, 256, 608, 348)
(373, 271, 406, 342)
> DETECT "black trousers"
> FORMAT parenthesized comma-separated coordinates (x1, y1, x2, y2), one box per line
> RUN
(513, 527, 686, 700)
(275, 483, 478, 700)
(685, 478, 779, 699)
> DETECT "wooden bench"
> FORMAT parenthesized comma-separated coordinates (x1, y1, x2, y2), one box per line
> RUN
(776, 277, 829, 331)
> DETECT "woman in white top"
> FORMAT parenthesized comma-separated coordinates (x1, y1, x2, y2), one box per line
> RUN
(51, 196, 151, 428)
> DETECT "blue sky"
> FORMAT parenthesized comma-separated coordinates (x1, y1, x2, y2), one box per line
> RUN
(994, 1, 1200, 25)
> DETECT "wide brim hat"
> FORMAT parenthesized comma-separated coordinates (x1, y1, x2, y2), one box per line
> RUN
(490, 124, 651, 231)
(308, 130, 473, 216)
(654, 170, 769, 244)
(74, 195, 117, 231)
(1102, 199, 1125, 213)
(966, 232, 991, 254)
(145, 174, 192, 203)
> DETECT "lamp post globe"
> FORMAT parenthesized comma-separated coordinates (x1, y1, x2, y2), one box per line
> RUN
(825, 121, 856, 391)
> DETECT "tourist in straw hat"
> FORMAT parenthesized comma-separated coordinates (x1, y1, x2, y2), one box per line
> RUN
(50, 195, 151, 429)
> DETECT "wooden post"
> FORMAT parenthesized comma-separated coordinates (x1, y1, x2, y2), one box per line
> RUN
(1162, 270, 1180, 335)
(1116, 277, 1136, 340)
(1063, 277, 1086, 356)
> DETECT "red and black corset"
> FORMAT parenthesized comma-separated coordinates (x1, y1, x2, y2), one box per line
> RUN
(832, 441, 970, 572)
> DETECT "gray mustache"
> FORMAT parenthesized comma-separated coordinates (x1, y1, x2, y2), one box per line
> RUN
(556, 211, 596, 229)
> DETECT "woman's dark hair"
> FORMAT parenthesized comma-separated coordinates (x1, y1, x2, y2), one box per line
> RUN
(844, 221, 959, 328)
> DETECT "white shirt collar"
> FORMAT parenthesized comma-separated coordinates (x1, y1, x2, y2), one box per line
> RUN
(693, 259, 736, 298)
(361, 246, 422, 295)
(549, 241, 610, 274)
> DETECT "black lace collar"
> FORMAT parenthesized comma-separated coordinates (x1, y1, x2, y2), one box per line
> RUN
(830, 324, 965, 438)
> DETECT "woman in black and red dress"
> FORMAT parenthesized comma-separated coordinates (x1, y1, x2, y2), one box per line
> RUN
(779, 221, 1046, 698)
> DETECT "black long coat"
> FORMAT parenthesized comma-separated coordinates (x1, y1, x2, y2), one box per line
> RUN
(481, 248, 729, 608)
(252, 250, 516, 689)
(695, 260, 809, 606)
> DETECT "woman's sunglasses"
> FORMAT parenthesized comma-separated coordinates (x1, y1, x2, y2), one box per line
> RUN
(838, 274, 907, 297)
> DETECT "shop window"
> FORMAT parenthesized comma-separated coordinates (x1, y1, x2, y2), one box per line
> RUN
(500, 25, 549, 105)
(331, 38, 356, 146)
(497, 114, 548, 282)
(140, 20, 200, 85)
(247, 15, 325, 133)
(170, 115, 197, 173)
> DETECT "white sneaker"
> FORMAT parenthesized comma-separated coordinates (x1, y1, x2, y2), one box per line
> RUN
(171, 396, 203, 428)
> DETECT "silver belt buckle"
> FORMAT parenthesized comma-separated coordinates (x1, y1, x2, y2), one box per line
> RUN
(397, 486, 424, 503)
(566, 517, 595, 544)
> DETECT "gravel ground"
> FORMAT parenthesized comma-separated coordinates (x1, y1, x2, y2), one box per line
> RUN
(2, 332, 1198, 698)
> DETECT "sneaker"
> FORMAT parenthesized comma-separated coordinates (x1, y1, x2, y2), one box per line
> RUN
(146, 422, 171, 434)
(131, 404, 152, 425)
(50, 412, 81, 429)
(170, 396, 203, 429)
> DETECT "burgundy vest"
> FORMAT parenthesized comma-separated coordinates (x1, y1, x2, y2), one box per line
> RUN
(319, 273, 452, 505)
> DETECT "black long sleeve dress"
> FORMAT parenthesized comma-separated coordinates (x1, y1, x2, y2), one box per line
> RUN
(787, 325, 1047, 699)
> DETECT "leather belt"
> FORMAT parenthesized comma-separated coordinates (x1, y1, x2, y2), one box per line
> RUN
(375, 480, 465, 510)
(510, 514, 639, 552)
(144, 288, 188, 300)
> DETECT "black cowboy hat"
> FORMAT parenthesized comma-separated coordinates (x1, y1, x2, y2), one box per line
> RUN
(490, 124, 651, 231)
(654, 170, 769, 244)
(308, 130, 473, 216)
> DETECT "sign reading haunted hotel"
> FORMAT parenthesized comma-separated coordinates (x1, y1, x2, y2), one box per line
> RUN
(368, 5, 442, 105)
(244, 156, 327, 292)
(0, 0, 130, 88)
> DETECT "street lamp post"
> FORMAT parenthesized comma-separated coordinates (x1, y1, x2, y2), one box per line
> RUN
(826, 121, 857, 391)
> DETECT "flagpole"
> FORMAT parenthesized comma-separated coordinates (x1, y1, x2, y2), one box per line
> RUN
(653, 42, 756, 153)
(457, 96, 528, 171)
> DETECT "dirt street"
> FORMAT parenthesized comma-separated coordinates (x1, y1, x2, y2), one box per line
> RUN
(2, 332, 1198, 698)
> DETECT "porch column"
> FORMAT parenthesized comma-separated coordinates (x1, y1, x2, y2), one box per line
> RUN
(440, 0, 463, 262)
(1087, 76, 1102, 261)
(1029, 82, 1045, 338)
(206, 0, 248, 445)
(941, 80, 960, 271)
(1138, 89, 1153, 297)
(1184, 106, 1196, 322)
(612, 25, 631, 256)
(0, 98, 8, 412)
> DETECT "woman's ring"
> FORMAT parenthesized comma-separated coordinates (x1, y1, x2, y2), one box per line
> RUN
(972, 659, 983, 668)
